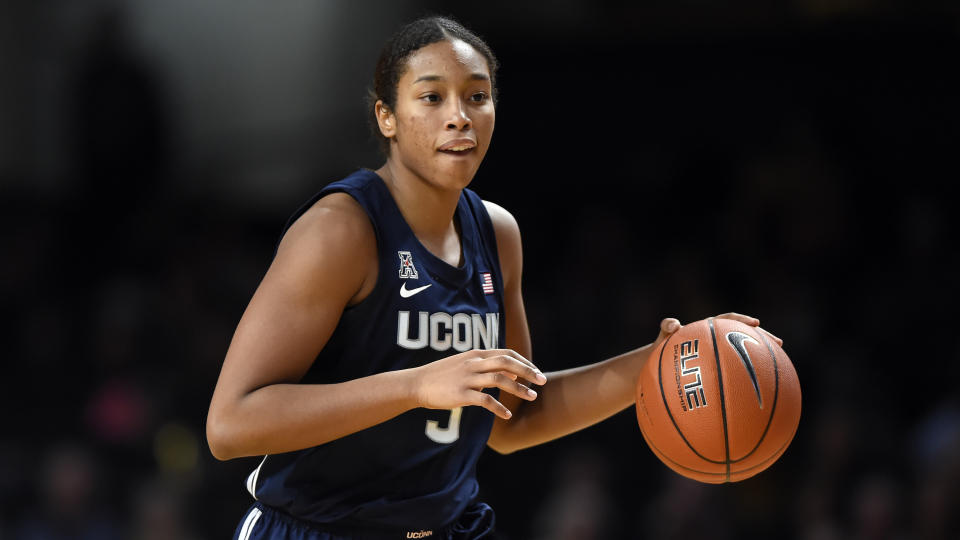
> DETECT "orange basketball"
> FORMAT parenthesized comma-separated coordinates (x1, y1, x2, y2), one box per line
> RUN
(635, 318, 801, 483)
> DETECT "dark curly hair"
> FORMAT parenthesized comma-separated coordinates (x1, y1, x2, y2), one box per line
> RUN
(368, 16, 499, 156)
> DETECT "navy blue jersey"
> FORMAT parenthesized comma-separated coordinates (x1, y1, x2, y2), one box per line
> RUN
(244, 169, 506, 531)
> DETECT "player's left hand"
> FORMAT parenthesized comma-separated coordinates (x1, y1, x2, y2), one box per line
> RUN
(713, 312, 784, 347)
(655, 313, 784, 348)
(654, 317, 682, 346)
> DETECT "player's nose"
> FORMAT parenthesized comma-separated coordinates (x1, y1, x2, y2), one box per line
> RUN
(445, 100, 471, 130)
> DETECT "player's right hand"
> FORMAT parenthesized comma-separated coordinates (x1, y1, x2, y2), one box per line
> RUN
(410, 349, 547, 419)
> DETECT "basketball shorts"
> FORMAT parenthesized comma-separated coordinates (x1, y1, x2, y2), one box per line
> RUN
(233, 501, 497, 540)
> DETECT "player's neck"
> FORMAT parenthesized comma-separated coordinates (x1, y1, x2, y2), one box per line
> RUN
(375, 162, 463, 261)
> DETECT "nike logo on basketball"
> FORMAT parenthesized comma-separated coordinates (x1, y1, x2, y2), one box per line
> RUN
(726, 331, 763, 407)
(400, 282, 432, 298)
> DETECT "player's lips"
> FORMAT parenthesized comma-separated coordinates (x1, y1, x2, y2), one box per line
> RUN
(437, 139, 477, 154)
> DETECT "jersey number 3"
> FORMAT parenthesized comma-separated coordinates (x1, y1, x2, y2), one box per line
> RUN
(425, 407, 462, 443)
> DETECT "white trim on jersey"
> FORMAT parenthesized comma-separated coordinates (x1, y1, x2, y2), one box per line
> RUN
(238, 506, 263, 540)
(246, 455, 268, 500)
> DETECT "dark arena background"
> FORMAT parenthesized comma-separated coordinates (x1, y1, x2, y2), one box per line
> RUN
(2, 1, 958, 538)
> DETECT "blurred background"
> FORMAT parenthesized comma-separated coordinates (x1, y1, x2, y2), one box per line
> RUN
(2, 0, 958, 538)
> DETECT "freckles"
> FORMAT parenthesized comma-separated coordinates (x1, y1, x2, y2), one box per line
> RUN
(406, 115, 432, 142)
(395, 114, 436, 167)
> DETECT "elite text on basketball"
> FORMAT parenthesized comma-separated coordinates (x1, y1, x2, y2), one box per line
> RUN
(676, 339, 707, 411)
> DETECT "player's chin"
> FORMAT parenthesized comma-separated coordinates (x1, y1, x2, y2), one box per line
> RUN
(435, 156, 482, 185)
(436, 148, 484, 170)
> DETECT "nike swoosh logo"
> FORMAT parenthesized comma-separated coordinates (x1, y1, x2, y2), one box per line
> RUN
(726, 331, 763, 408)
(400, 282, 432, 298)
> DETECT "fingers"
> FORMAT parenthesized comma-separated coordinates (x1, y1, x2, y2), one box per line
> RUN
(757, 326, 784, 348)
(470, 391, 513, 419)
(472, 372, 538, 402)
(715, 312, 760, 326)
(656, 318, 681, 343)
(472, 351, 547, 385)
(656, 315, 779, 349)
(661, 318, 681, 334)
(485, 349, 542, 374)
(713, 314, 783, 346)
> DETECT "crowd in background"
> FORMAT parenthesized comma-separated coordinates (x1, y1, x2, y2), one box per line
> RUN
(2, 2, 958, 538)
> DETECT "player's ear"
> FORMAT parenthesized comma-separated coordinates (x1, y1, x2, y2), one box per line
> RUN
(375, 100, 396, 139)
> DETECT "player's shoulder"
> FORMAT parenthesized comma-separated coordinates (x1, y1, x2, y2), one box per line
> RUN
(481, 200, 523, 284)
(481, 199, 520, 238)
(269, 191, 377, 304)
(286, 192, 371, 243)
(277, 191, 376, 265)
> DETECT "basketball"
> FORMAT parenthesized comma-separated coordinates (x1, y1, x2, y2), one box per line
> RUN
(635, 318, 801, 483)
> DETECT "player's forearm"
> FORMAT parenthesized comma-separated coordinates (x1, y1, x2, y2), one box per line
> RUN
(493, 343, 652, 453)
(206, 368, 418, 460)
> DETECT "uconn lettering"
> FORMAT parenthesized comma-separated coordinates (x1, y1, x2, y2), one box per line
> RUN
(397, 311, 500, 351)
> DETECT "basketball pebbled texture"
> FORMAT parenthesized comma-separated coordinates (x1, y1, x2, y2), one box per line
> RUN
(635, 318, 801, 483)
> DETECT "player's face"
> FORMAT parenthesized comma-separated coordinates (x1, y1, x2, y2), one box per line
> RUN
(381, 39, 495, 191)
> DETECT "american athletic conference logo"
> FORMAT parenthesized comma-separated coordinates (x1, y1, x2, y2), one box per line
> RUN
(398, 250, 419, 279)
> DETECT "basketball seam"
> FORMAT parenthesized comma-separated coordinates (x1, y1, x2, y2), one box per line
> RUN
(729, 330, 781, 463)
(642, 421, 797, 479)
(708, 317, 731, 481)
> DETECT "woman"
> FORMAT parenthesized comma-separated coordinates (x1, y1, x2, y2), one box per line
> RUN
(206, 15, 777, 540)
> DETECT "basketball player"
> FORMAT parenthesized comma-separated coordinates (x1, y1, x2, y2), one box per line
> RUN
(206, 16, 780, 540)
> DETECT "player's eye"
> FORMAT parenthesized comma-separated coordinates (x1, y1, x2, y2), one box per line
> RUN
(421, 93, 441, 103)
(470, 92, 488, 103)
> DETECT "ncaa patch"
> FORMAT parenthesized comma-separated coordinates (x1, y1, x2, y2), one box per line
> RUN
(398, 251, 419, 279)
